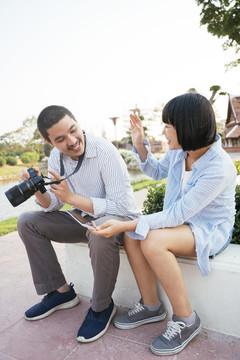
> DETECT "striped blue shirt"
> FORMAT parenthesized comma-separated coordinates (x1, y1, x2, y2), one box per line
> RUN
(38, 132, 140, 219)
(128, 135, 236, 276)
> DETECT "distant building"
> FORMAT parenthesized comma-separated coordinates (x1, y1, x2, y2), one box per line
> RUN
(149, 139, 168, 153)
(223, 94, 240, 152)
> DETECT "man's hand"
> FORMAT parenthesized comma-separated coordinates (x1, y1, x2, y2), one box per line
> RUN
(19, 166, 41, 183)
(49, 170, 73, 204)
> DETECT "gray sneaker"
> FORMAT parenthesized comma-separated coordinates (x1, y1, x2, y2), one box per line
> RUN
(150, 311, 201, 356)
(114, 300, 167, 329)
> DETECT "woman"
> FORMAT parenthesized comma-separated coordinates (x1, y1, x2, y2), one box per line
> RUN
(90, 93, 236, 355)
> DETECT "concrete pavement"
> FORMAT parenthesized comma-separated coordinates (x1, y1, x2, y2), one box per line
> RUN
(0, 189, 240, 360)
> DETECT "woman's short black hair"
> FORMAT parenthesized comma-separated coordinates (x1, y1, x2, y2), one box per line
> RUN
(162, 93, 216, 151)
(37, 105, 76, 142)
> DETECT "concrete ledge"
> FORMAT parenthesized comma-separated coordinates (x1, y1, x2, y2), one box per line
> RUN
(65, 243, 240, 337)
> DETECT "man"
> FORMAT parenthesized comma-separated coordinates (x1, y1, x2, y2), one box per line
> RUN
(17, 105, 140, 343)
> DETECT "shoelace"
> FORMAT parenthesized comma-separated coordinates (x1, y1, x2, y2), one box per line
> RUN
(42, 291, 55, 303)
(162, 321, 186, 341)
(128, 302, 145, 316)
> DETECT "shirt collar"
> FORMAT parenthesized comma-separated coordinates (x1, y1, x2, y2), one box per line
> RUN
(191, 134, 221, 170)
(84, 132, 97, 158)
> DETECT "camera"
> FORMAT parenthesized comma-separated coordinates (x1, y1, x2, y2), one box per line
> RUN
(5, 168, 47, 207)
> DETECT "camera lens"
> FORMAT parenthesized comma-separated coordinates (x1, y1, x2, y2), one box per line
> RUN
(5, 181, 35, 207)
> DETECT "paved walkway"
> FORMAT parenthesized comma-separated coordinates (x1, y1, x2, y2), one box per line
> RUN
(0, 189, 240, 360)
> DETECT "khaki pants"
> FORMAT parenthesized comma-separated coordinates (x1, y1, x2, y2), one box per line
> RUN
(17, 210, 128, 312)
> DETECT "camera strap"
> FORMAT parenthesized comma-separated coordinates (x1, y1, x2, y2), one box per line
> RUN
(43, 131, 86, 185)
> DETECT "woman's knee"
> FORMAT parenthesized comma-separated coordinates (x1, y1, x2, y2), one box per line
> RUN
(141, 230, 166, 258)
(124, 235, 140, 251)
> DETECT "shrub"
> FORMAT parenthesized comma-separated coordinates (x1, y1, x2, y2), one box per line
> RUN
(119, 150, 137, 165)
(20, 155, 31, 164)
(6, 156, 17, 166)
(234, 161, 240, 175)
(0, 156, 6, 167)
(142, 183, 240, 245)
(20, 152, 39, 164)
(142, 183, 166, 215)
(232, 185, 240, 244)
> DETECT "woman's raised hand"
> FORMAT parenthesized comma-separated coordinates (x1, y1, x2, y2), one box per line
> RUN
(130, 114, 148, 162)
(130, 114, 144, 149)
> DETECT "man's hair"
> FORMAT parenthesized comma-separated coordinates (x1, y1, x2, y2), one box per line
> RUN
(37, 105, 76, 142)
(162, 93, 216, 151)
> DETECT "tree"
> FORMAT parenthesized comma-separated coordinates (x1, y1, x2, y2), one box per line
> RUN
(187, 88, 197, 93)
(196, 0, 240, 69)
(209, 85, 227, 104)
(187, 85, 227, 104)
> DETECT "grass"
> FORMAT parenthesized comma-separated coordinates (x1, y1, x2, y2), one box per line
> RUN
(0, 217, 18, 236)
(132, 179, 162, 191)
(0, 179, 162, 236)
(0, 165, 27, 176)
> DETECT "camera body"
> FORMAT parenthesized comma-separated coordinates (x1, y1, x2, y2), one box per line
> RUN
(5, 168, 47, 207)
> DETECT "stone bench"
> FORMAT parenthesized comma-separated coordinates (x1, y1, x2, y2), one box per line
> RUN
(65, 242, 240, 338)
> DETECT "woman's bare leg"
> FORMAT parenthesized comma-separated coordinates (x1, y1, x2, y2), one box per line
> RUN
(124, 233, 159, 305)
(140, 225, 196, 318)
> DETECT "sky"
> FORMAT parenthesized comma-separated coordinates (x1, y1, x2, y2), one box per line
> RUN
(0, 0, 239, 140)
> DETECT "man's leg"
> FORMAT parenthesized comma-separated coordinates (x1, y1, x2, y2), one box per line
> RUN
(77, 215, 128, 343)
(86, 215, 125, 312)
(17, 210, 89, 320)
(17, 210, 88, 295)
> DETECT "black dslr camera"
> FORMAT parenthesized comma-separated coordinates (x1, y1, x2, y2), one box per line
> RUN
(5, 168, 47, 207)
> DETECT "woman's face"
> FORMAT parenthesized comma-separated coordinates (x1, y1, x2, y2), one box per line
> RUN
(162, 123, 182, 150)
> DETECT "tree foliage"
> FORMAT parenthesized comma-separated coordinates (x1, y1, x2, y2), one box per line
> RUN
(196, 0, 240, 69)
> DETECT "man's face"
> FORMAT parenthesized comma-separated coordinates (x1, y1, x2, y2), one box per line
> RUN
(46, 114, 85, 160)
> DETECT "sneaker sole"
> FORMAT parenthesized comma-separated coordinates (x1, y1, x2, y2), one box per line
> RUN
(150, 322, 202, 356)
(25, 295, 80, 321)
(114, 310, 167, 330)
(76, 304, 117, 343)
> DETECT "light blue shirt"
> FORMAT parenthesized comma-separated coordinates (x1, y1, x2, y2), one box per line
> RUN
(128, 135, 236, 276)
(37, 132, 140, 220)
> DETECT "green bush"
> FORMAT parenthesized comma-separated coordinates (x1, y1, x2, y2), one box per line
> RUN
(20, 155, 31, 164)
(20, 152, 39, 164)
(232, 185, 240, 244)
(142, 183, 166, 215)
(119, 150, 137, 165)
(0, 156, 6, 167)
(6, 156, 17, 166)
(142, 183, 240, 245)
(234, 161, 240, 175)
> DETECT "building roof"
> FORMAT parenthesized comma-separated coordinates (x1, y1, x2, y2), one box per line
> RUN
(225, 94, 240, 139)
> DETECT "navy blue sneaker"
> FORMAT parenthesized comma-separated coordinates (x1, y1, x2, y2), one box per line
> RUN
(25, 283, 80, 321)
(77, 300, 116, 343)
